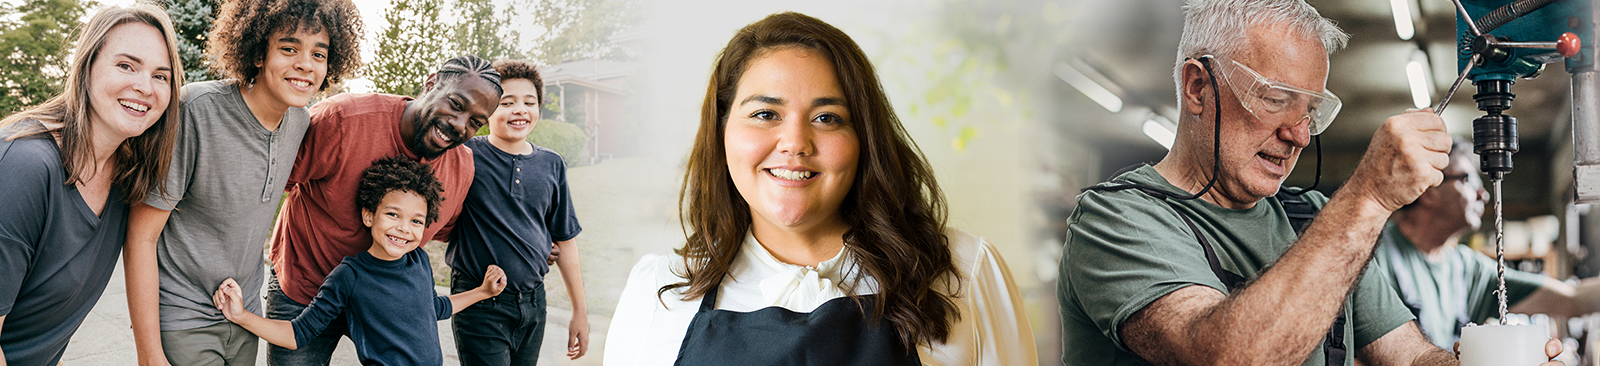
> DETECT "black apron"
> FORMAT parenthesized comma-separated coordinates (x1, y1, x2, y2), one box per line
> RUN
(672, 283, 921, 366)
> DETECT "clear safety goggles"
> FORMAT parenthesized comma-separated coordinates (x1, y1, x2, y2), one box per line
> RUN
(1203, 55, 1342, 135)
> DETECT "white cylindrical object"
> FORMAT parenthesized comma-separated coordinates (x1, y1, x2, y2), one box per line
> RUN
(1458, 324, 1548, 366)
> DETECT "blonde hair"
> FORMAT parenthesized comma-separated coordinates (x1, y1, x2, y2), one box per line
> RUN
(0, 2, 185, 204)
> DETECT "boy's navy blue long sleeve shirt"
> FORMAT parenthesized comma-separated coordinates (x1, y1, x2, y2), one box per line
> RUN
(291, 249, 451, 365)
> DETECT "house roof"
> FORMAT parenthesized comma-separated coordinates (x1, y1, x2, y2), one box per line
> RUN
(542, 59, 636, 95)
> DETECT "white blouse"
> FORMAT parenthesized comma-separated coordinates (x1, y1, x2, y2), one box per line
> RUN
(603, 228, 1037, 365)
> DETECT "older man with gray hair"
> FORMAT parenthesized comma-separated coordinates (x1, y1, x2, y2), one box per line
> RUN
(1057, 0, 1560, 364)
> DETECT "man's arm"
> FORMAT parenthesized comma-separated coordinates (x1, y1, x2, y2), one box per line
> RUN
(553, 239, 589, 359)
(125, 204, 171, 366)
(1119, 110, 1454, 365)
(1357, 321, 1455, 365)
(1508, 277, 1600, 317)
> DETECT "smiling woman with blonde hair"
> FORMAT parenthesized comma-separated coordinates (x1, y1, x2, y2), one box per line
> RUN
(604, 11, 1035, 365)
(0, 3, 183, 365)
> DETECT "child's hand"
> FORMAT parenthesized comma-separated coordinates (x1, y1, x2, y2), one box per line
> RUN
(212, 278, 245, 321)
(480, 265, 507, 296)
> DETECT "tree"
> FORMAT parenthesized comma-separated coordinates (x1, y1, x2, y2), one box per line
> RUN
(0, 0, 91, 114)
(526, 0, 639, 64)
(165, 0, 218, 82)
(450, 0, 522, 61)
(369, 0, 449, 95)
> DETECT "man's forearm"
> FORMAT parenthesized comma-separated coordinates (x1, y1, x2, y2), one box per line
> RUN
(554, 240, 586, 315)
(1186, 193, 1393, 363)
(125, 204, 171, 365)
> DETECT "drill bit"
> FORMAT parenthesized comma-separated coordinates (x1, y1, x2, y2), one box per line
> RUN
(1493, 177, 1508, 324)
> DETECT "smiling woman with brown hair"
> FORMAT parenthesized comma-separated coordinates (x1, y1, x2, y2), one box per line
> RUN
(0, 3, 183, 365)
(604, 11, 1035, 366)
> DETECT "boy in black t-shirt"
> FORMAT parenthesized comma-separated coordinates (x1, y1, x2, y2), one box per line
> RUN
(214, 156, 507, 365)
(448, 59, 587, 364)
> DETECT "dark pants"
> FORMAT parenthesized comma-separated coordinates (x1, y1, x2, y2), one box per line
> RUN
(263, 270, 349, 366)
(451, 274, 547, 366)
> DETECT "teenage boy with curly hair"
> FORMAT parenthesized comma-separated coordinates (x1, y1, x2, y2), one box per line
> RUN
(123, 0, 362, 365)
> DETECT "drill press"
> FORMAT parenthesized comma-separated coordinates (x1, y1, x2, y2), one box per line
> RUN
(1446, 0, 1586, 324)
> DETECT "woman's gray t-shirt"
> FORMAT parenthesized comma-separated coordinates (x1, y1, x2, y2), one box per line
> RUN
(0, 121, 129, 366)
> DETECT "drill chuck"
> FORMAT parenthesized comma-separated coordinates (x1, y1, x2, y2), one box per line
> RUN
(1472, 79, 1519, 179)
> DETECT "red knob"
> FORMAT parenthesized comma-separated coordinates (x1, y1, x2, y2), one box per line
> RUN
(1559, 32, 1581, 57)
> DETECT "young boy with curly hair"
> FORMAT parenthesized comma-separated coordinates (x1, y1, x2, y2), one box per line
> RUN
(122, 0, 363, 365)
(213, 156, 507, 366)
(448, 59, 588, 365)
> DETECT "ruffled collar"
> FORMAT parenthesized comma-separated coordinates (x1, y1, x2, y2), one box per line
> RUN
(734, 232, 859, 313)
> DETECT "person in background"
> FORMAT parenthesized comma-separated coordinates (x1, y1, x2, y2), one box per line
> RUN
(123, 0, 362, 365)
(1376, 137, 1600, 349)
(0, 3, 183, 365)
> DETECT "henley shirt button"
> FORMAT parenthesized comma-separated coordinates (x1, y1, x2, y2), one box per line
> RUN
(515, 179, 520, 184)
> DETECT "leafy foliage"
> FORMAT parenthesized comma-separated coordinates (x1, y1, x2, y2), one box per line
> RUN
(0, 0, 92, 114)
(166, 0, 217, 82)
(369, 0, 449, 95)
(525, 0, 639, 64)
(449, 0, 522, 61)
(527, 118, 586, 167)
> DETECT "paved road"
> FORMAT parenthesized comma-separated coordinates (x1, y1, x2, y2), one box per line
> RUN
(61, 259, 608, 365)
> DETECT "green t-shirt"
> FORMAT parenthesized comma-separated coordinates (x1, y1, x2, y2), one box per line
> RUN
(1371, 221, 1545, 349)
(1057, 165, 1414, 365)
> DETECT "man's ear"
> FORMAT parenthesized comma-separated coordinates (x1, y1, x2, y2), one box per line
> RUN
(421, 73, 438, 94)
(1180, 59, 1214, 117)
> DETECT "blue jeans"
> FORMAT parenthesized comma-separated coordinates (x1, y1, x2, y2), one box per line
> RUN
(263, 270, 348, 366)
(451, 274, 547, 366)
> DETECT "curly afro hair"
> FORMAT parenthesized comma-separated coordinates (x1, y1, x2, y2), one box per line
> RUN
(356, 156, 445, 226)
(207, 0, 363, 91)
(491, 59, 544, 105)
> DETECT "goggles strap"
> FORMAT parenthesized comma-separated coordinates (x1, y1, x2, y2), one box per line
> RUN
(1166, 57, 1224, 201)
(1284, 135, 1322, 196)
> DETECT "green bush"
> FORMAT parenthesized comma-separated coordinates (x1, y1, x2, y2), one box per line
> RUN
(472, 120, 587, 166)
(528, 120, 587, 167)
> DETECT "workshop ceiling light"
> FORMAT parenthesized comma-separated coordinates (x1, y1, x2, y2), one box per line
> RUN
(1390, 0, 1415, 40)
(1143, 118, 1175, 150)
(1406, 49, 1433, 109)
(1054, 60, 1123, 113)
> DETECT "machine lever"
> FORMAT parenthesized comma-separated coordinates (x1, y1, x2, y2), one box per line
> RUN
(1437, 53, 1482, 115)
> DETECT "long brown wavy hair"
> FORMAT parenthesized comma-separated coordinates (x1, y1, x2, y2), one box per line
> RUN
(666, 11, 959, 348)
(0, 2, 183, 205)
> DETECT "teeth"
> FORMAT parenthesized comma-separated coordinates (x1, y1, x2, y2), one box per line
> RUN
(119, 100, 149, 112)
(433, 129, 451, 144)
(387, 235, 411, 246)
(769, 168, 815, 181)
(289, 79, 310, 88)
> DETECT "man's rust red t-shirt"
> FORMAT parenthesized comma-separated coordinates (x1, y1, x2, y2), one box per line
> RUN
(270, 93, 473, 305)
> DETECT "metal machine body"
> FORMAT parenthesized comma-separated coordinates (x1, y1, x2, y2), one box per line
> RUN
(1454, 0, 1599, 201)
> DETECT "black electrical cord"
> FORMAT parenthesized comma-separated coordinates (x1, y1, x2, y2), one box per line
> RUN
(1283, 135, 1321, 196)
